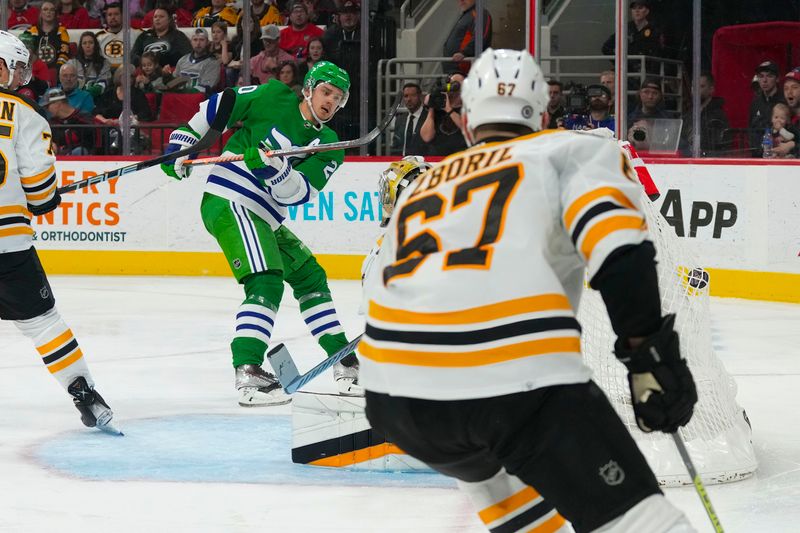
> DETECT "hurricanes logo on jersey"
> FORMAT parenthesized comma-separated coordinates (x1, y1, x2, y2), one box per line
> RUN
(144, 41, 170, 56)
(104, 40, 124, 59)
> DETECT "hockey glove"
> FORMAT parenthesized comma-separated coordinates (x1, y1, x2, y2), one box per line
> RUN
(243, 147, 310, 206)
(28, 189, 62, 216)
(160, 128, 200, 180)
(614, 314, 697, 433)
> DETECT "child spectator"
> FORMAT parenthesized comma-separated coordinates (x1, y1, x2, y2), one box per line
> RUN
(767, 103, 798, 158)
(192, 0, 240, 27)
(134, 51, 170, 93)
(210, 21, 232, 67)
(277, 60, 302, 99)
(8, 0, 39, 31)
(297, 37, 324, 79)
(29, 1, 71, 70)
(66, 31, 112, 98)
(56, 0, 98, 29)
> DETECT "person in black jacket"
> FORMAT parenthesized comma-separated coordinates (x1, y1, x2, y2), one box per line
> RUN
(131, 7, 191, 68)
(681, 73, 732, 157)
(748, 60, 785, 156)
(602, 0, 664, 85)
(442, 0, 492, 75)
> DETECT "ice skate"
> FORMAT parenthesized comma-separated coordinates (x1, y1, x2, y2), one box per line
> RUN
(236, 364, 291, 406)
(334, 354, 363, 396)
(67, 377, 123, 436)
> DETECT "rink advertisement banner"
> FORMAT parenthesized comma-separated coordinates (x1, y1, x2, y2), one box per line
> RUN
(35, 159, 800, 301)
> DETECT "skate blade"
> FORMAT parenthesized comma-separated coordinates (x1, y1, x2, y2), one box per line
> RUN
(238, 388, 292, 407)
(97, 422, 124, 436)
(336, 380, 364, 397)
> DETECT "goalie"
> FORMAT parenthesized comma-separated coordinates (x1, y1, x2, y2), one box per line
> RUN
(360, 49, 698, 532)
(161, 61, 360, 405)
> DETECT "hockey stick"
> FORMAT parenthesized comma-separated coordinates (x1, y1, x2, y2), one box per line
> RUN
(184, 89, 404, 167)
(671, 432, 725, 532)
(56, 88, 236, 195)
(267, 334, 362, 394)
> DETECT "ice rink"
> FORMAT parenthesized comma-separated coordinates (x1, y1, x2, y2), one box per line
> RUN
(1, 276, 798, 533)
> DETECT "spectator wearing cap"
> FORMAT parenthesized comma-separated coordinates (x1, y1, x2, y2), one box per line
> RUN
(602, 0, 664, 81)
(247, 24, 294, 85)
(280, 1, 324, 60)
(58, 63, 96, 115)
(42, 88, 96, 155)
(783, 67, 800, 127)
(546, 81, 566, 129)
(241, 0, 284, 27)
(442, 0, 492, 75)
(174, 29, 221, 94)
(8, 0, 39, 31)
(564, 84, 615, 131)
(193, 0, 240, 27)
(628, 78, 669, 122)
(680, 72, 731, 157)
(132, 6, 192, 68)
(748, 60, 785, 155)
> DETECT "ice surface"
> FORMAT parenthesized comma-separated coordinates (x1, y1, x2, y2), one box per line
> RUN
(1, 277, 798, 532)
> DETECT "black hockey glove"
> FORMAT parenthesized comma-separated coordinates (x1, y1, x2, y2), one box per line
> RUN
(28, 189, 62, 216)
(614, 314, 697, 433)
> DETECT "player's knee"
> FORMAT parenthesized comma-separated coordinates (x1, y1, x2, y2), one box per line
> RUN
(287, 256, 330, 298)
(14, 306, 62, 341)
(243, 270, 284, 304)
(458, 468, 570, 532)
(592, 494, 694, 532)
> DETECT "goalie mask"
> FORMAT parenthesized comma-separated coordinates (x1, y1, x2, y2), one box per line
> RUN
(378, 155, 432, 227)
(0, 30, 32, 89)
(460, 48, 549, 146)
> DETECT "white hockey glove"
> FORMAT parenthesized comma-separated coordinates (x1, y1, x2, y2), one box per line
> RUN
(243, 147, 311, 206)
(161, 128, 200, 180)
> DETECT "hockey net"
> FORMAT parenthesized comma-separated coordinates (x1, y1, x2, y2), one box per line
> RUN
(578, 170, 757, 486)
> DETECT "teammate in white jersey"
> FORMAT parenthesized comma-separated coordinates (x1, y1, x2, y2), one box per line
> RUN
(0, 31, 119, 435)
(360, 49, 698, 532)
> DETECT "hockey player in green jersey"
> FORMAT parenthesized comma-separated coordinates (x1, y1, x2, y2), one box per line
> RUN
(161, 61, 361, 406)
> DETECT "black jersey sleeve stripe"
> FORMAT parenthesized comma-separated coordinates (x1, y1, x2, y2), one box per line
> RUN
(0, 216, 31, 227)
(571, 201, 626, 245)
(365, 316, 581, 346)
(21, 174, 56, 193)
(488, 501, 555, 533)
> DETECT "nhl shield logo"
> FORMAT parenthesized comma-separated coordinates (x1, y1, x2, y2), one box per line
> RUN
(40, 286, 49, 299)
(233, 259, 241, 269)
(599, 460, 625, 486)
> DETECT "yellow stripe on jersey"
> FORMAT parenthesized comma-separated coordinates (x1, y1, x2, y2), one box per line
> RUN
(0, 226, 33, 238)
(359, 337, 581, 367)
(25, 183, 57, 202)
(21, 165, 56, 185)
(529, 512, 567, 533)
(0, 205, 32, 217)
(368, 294, 571, 326)
(579, 214, 645, 261)
(479, 486, 541, 524)
(563, 186, 637, 230)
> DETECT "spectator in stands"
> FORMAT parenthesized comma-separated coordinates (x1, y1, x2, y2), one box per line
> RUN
(246, 24, 293, 85)
(135, 51, 170, 93)
(192, 0, 239, 27)
(244, 0, 284, 27)
(546, 80, 565, 129)
(210, 21, 232, 68)
(67, 32, 112, 99)
(391, 82, 426, 157)
(96, 2, 124, 71)
(420, 72, 467, 156)
(16, 31, 50, 101)
(58, 63, 95, 115)
(139, 1, 193, 29)
(226, 13, 265, 86)
(132, 6, 192, 68)
(681, 72, 731, 157)
(600, 70, 615, 99)
(322, 0, 362, 142)
(30, 1, 71, 70)
(278, 60, 302, 99)
(748, 60, 785, 155)
(8, 0, 39, 31)
(95, 68, 155, 155)
(304, 0, 336, 26)
(602, 0, 664, 80)
(628, 78, 668, 121)
(280, 0, 323, 60)
(442, 0, 492, 75)
(84, 0, 107, 24)
(297, 37, 324, 79)
(174, 28, 220, 94)
(42, 87, 96, 155)
(57, 0, 98, 29)
(766, 103, 798, 158)
(563, 84, 615, 131)
(782, 67, 800, 127)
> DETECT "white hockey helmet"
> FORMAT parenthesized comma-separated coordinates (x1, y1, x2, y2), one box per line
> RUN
(0, 30, 31, 89)
(460, 48, 549, 145)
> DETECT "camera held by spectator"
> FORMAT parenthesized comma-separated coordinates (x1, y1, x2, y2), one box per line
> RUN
(429, 78, 462, 111)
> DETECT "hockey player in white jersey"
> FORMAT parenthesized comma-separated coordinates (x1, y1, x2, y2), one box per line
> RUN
(360, 49, 698, 532)
(0, 31, 119, 435)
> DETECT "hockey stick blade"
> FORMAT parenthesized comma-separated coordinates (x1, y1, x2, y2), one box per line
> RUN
(267, 334, 362, 394)
(671, 432, 725, 532)
(186, 89, 404, 167)
(57, 88, 236, 195)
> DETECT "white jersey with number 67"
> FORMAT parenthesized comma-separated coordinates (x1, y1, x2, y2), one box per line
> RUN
(359, 129, 650, 401)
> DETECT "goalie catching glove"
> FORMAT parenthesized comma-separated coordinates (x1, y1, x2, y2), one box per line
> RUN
(161, 127, 201, 180)
(614, 314, 698, 433)
(243, 146, 310, 206)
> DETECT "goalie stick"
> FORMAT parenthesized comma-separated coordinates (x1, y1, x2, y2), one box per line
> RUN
(184, 88, 404, 167)
(267, 334, 363, 394)
(56, 88, 236, 195)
